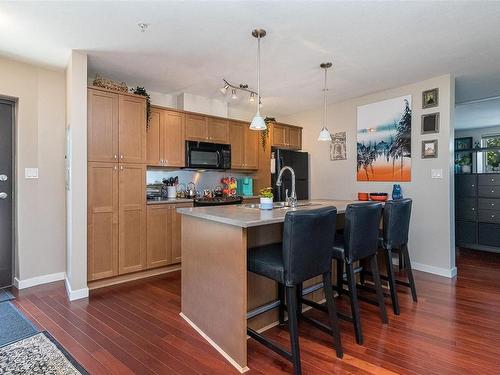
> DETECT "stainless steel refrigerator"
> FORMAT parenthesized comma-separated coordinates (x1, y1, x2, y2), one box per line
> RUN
(271, 147, 309, 202)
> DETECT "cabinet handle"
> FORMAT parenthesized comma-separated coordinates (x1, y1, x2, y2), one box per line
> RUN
(114, 154, 117, 159)
(492, 190, 495, 193)
(492, 203, 496, 206)
(165, 159, 168, 164)
(120, 166, 123, 171)
(471, 184, 475, 187)
(114, 166, 117, 171)
(120, 155, 124, 159)
(492, 178, 495, 182)
(492, 215, 496, 218)
(471, 208, 475, 211)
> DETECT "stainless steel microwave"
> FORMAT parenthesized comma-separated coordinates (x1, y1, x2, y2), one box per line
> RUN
(185, 141, 231, 169)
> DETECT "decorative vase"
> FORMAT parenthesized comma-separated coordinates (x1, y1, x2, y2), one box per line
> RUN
(260, 197, 273, 210)
(392, 184, 403, 200)
(461, 165, 471, 174)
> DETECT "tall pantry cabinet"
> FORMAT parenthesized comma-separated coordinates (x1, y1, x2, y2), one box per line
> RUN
(87, 87, 147, 281)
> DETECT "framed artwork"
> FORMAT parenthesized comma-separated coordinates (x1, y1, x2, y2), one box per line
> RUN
(422, 140, 438, 158)
(330, 131, 347, 161)
(357, 95, 412, 181)
(455, 137, 472, 150)
(422, 88, 439, 108)
(421, 112, 440, 134)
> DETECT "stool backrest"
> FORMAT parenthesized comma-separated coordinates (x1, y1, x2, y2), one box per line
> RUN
(344, 203, 383, 262)
(382, 198, 412, 249)
(283, 206, 337, 286)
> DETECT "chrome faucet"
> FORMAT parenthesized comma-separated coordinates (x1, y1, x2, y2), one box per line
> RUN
(276, 166, 297, 208)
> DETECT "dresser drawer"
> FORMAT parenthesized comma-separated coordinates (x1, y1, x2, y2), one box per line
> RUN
(478, 223, 500, 247)
(456, 198, 477, 221)
(478, 174, 500, 186)
(478, 210, 500, 224)
(478, 198, 500, 210)
(478, 185, 500, 198)
(455, 174, 477, 197)
(456, 220, 477, 245)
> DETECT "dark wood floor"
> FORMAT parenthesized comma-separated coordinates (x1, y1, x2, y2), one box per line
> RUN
(12, 248, 500, 374)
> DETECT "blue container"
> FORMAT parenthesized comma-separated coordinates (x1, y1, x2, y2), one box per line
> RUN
(392, 184, 403, 200)
(238, 177, 253, 197)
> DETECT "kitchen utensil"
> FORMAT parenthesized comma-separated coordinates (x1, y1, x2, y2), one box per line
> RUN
(370, 192, 388, 202)
(167, 186, 177, 199)
(358, 192, 369, 201)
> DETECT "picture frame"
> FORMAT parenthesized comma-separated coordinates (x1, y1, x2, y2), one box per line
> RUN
(455, 137, 472, 150)
(421, 112, 440, 134)
(422, 88, 439, 108)
(422, 140, 438, 159)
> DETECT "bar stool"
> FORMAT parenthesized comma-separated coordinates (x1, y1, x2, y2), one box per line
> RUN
(380, 198, 417, 315)
(247, 207, 343, 375)
(333, 202, 388, 345)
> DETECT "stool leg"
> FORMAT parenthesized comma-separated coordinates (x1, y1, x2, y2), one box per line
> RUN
(370, 254, 388, 324)
(323, 272, 343, 359)
(346, 262, 363, 345)
(336, 259, 344, 296)
(398, 252, 404, 270)
(402, 244, 418, 302)
(285, 286, 302, 375)
(384, 248, 400, 315)
(278, 283, 285, 326)
(296, 283, 303, 317)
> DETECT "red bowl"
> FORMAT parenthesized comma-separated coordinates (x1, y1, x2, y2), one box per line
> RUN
(370, 193, 388, 202)
(358, 192, 369, 201)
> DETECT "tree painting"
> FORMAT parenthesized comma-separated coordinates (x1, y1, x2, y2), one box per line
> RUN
(357, 96, 412, 181)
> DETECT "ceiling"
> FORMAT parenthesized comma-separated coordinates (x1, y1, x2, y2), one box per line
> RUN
(455, 98, 500, 130)
(1, 1, 500, 118)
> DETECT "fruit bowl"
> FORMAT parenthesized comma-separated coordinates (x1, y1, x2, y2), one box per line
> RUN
(370, 193, 388, 202)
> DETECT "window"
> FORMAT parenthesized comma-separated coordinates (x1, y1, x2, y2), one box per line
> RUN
(482, 134, 500, 172)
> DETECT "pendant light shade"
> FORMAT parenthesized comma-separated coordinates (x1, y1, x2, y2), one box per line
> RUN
(250, 29, 267, 131)
(318, 62, 333, 142)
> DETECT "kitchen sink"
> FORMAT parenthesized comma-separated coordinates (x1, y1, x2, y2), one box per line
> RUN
(240, 202, 318, 209)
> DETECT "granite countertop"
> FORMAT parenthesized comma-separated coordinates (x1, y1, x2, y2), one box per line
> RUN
(177, 200, 358, 228)
(147, 198, 194, 205)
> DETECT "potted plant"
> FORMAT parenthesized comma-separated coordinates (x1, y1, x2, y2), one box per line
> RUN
(259, 187, 274, 210)
(457, 155, 472, 174)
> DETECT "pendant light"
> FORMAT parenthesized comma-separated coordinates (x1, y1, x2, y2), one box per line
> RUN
(250, 29, 267, 131)
(318, 62, 333, 141)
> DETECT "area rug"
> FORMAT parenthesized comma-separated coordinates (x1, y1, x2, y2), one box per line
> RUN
(0, 301, 38, 346)
(0, 289, 14, 303)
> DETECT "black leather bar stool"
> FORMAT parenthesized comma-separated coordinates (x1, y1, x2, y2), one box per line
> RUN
(333, 202, 388, 345)
(247, 207, 343, 375)
(379, 198, 417, 315)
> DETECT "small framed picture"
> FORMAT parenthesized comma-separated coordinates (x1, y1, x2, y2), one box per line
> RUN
(421, 112, 439, 134)
(422, 140, 438, 159)
(455, 137, 472, 150)
(422, 88, 439, 109)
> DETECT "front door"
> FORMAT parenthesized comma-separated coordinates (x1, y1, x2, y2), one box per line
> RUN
(0, 100, 13, 288)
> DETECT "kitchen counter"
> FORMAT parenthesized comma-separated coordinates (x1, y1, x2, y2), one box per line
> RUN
(177, 199, 354, 227)
(147, 198, 194, 205)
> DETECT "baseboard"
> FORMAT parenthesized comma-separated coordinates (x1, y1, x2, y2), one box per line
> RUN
(180, 312, 250, 374)
(65, 277, 89, 301)
(412, 262, 457, 278)
(13, 272, 66, 289)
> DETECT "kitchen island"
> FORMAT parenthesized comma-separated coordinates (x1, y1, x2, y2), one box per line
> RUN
(177, 200, 355, 373)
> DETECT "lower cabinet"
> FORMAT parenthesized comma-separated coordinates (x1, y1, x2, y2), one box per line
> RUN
(146, 202, 193, 267)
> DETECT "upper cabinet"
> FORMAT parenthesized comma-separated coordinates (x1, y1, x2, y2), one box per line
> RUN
(272, 123, 302, 150)
(147, 107, 185, 167)
(185, 114, 229, 144)
(229, 121, 259, 170)
(88, 87, 147, 163)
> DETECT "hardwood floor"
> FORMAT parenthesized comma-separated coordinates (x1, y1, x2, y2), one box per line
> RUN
(12, 248, 500, 374)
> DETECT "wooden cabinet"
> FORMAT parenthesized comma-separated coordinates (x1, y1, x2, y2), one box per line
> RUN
(229, 121, 259, 170)
(118, 163, 147, 275)
(272, 123, 302, 150)
(87, 162, 119, 281)
(88, 89, 119, 162)
(119, 95, 146, 163)
(185, 114, 229, 144)
(147, 107, 185, 167)
(146, 202, 192, 267)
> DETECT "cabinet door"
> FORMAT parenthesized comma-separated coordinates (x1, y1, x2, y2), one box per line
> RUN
(478, 223, 500, 247)
(146, 205, 172, 268)
(208, 118, 229, 144)
(455, 175, 477, 197)
(162, 111, 185, 167)
(185, 114, 208, 141)
(456, 198, 477, 221)
(272, 124, 288, 148)
(288, 127, 302, 150)
(119, 95, 146, 163)
(230, 122, 245, 169)
(244, 126, 259, 169)
(87, 162, 119, 281)
(478, 174, 500, 186)
(456, 220, 477, 245)
(171, 203, 193, 263)
(478, 185, 500, 198)
(119, 164, 146, 274)
(88, 89, 119, 162)
(146, 108, 162, 166)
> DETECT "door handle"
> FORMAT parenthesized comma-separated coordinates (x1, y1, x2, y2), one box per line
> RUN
(0, 192, 7, 199)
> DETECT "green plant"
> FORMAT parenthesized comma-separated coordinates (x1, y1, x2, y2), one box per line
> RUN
(259, 187, 274, 199)
(261, 117, 275, 149)
(457, 155, 472, 166)
(131, 86, 151, 128)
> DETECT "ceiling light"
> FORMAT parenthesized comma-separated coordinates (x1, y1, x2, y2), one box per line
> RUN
(318, 62, 333, 142)
(231, 89, 238, 100)
(249, 92, 255, 102)
(250, 29, 267, 131)
(220, 84, 229, 95)
(138, 23, 149, 32)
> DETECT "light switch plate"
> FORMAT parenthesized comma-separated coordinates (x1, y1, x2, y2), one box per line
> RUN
(25, 168, 39, 179)
(431, 169, 443, 179)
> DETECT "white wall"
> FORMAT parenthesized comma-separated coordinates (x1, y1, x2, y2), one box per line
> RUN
(0, 56, 66, 285)
(283, 74, 456, 277)
(65, 51, 88, 300)
(177, 93, 227, 117)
